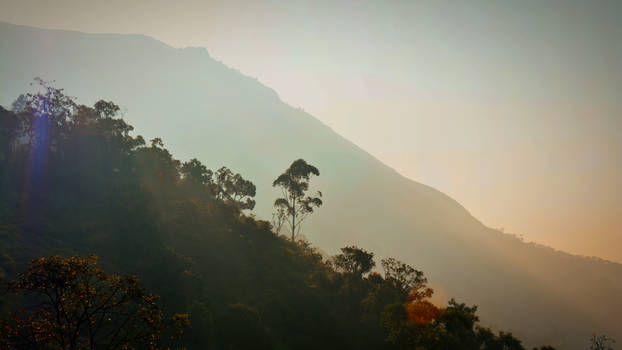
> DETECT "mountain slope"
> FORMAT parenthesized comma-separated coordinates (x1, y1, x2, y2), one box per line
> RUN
(1, 22, 620, 349)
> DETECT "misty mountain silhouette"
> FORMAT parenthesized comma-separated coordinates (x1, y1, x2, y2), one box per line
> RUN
(1, 21, 620, 349)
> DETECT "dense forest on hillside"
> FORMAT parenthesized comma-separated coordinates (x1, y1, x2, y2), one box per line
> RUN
(0, 82, 572, 349)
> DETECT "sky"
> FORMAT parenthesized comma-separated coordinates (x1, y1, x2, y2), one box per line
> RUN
(1, 0, 621, 262)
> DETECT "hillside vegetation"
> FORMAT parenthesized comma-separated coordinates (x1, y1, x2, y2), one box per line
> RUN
(0, 83, 562, 349)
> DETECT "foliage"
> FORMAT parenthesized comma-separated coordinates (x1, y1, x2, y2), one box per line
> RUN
(332, 246, 375, 277)
(0, 255, 166, 349)
(180, 161, 256, 211)
(382, 299, 529, 350)
(214, 166, 256, 211)
(272, 159, 323, 240)
(181, 158, 213, 186)
(381, 258, 429, 298)
(217, 303, 271, 350)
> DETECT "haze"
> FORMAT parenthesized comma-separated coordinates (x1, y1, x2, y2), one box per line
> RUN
(1, 0, 621, 262)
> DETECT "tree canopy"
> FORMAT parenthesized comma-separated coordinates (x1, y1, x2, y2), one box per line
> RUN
(332, 246, 376, 277)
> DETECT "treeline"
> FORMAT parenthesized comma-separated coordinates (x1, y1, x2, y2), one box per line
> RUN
(0, 81, 559, 349)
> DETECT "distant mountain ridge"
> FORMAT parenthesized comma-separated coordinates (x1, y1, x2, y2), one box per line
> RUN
(1, 21, 620, 349)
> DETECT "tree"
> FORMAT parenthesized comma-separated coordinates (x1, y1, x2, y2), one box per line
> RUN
(214, 166, 256, 211)
(381, 258, 430, 298)
(382, 298, 529, 350)
(181, 158, 213, 186)
(0, 255, 181, 350)
(272, 159, 322, 241)
(332, 246, 375, 277)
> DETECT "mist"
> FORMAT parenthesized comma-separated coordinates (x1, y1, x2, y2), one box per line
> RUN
(0, 2, 621, 349)
(2, 0, 621, 262)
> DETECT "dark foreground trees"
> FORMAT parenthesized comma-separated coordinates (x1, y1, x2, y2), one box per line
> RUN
(0, 255, 187, 350)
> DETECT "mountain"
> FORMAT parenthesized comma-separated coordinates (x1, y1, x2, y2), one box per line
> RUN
(1, 22, 620, 349)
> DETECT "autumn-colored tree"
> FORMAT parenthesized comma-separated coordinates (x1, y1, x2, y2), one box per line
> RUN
(384, 258, 440, 326)
(0, 255, 173, 350)
(405, 299, 441, 326)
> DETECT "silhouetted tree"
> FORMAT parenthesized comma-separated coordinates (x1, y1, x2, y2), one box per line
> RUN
(382, 298, 528, 350)
(214, 166, 256, 211)
(181, 158, 214, 186)
(332, 246, 375, 277)
(272, 159, 322, 240)
(381, 257, 429, 298)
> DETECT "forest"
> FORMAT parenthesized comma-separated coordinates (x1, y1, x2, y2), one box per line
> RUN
(0, 81, 602, 349)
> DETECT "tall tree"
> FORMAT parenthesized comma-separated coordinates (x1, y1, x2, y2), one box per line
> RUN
(272, 159, 323, 241)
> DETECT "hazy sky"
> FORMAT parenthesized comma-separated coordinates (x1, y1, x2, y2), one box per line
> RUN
(1, 0, 621, 262)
